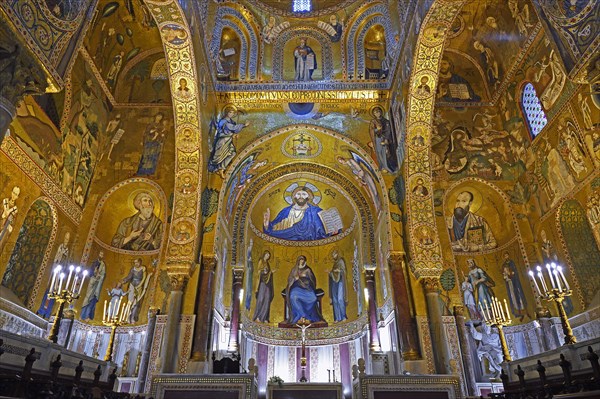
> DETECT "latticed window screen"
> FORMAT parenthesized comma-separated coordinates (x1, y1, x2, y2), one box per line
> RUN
(521, 83, 547, 138)
(293, 0, 311, 12)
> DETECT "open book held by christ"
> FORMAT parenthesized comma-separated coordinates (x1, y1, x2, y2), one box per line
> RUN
(318, 207, 343, 235)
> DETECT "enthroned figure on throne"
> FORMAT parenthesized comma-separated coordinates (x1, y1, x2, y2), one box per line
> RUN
(284, 255, 325, 325)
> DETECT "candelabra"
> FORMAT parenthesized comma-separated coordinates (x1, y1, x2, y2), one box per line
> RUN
(102, 298, 132, 362)
(528, 262, 576, 345)
(47, 265, 88, 343)
(479, 295, 512, 362)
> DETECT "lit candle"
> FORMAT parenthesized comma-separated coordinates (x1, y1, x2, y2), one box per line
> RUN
(529, 270, 542, 296)
(486, 299, 494, 320)
(557, 266, 570, 290)
(49, 265, 60, 293)
(71, 266, 81, 292)
(536, 265, 548, 293)
(503, 299, 511, 323)
(58, 272, 65, 292)
(495, 297, 504, 321)
(546, 264, 556, 289)
(103, 300, 107, 322)
(553, 269, 562, 291)
(497, 297, 506, 321)
(107, 302, 112, 321)
(77, 270, 88, 295)
(65, 265, 75, 292)
(479, 304, 486, 321)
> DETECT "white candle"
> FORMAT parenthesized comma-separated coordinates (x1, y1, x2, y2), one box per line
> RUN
(495, 297, 503, 321)
(480, 302, 488, 320)
(503, 299, 511, 323)
(546, 264, 556, 289)
(49, 266, 60, 293)
(71, 266, 81, 292)
(103, 300, 107, 322)
(557, 266, 570, 290)
(77, 270, 88, 295)
(58, 273, 65, 292)
(65, 265, 74, 292)
(108, 302, 113, 321)
(537, 270, 548, 293)
(479, 304, 486, 321)
(529, 270, 542, 295)
(553, 269, 562, 291)
(497, 297, 506, 321)
(483, 302, 491, 320)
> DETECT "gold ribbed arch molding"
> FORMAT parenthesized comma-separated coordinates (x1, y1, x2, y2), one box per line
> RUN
(405, 0, 464, 279)
(146, 0, 203, 272)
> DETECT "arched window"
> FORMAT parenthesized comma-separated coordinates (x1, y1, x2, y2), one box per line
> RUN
(521, 82, 547, 138)
(293, 0, 311, 12)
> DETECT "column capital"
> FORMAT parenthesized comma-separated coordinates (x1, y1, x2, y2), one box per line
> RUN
(453, 305, 465, 317)
(420, 277, 440, 293)
(232, 267, 244, 284)
(364, 267, 376, 281)
(168, 273, 189, 292)
(200, 254, 217, 272)
(388, 252, 406, 270)
(0, 43, 49, 104)
(148, 307, 160, 318)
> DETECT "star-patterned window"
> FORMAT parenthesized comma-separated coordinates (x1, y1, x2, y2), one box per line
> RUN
(293, 0, 312, 12)
(521, 83, 547, 138)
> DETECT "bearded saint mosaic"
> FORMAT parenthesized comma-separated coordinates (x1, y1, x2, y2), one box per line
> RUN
(262, 182, 342, 241)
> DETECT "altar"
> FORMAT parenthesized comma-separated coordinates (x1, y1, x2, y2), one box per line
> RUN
(268, 382, 343, 399)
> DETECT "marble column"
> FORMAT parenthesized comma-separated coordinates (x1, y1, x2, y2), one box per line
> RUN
(0, 43, 48, 143)
(453, 305, 477, 396)
(227, 267, 244, 353)
(191, 255, 217, 362)
(421, 277, 451, 374)
(364, 268, 381, 352)
(159, 273, 188, 373)
(137, 307, 159, 393)
(388, 252, 420, 360)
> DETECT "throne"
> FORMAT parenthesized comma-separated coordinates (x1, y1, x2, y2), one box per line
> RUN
(278, 288, 328, 328)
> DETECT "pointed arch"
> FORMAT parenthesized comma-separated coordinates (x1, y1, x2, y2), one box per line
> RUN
(1, 197, 57, 308)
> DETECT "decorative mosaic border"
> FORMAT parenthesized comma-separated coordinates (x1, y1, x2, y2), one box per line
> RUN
(242, 312, 369, 346)
(359, 375, 462, 399)
(145, 314, 166, 394)
(210, 6, 259, 80)
(405, 1, 465, 278)
(346, 3, 397, 78)
(1, 0, 92, 85)
(214, 79, 391, 91)
(0, 136, 82, 223)
(146, 0, 204, 264)
(177, 314, 195, 373)
(249, 216, 357, 247)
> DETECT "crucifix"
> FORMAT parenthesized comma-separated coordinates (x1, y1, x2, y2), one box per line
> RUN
(296, 319, 312, 382)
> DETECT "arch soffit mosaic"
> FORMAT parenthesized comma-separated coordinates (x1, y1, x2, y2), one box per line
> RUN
(345, 2, 397, 78)
(143, 0, 204, 270)
(218, 124, 390, 230)
(405, 0, 466, 279)
(209, 5, 261, 80)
